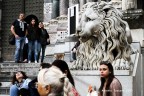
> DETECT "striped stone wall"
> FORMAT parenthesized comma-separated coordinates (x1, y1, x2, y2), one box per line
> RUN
(0, 0, 2, 62)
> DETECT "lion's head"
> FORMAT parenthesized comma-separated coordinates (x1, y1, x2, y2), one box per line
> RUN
(73, 1, 132, 70)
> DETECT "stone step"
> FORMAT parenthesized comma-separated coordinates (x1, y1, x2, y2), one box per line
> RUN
(0, 63, 42, 95)
(0, 63, 41, 76)
(0, 61, 72, 95)
(0, 82, 11, 88)
(0, 87, 9, 95)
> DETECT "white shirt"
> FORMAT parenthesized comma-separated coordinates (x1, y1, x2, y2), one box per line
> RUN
(87, 91, 98, 96)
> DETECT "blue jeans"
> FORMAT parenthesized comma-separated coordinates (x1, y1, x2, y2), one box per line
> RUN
(15, 37, 25, 62)
(41, 45, 46, 62)
(28, 40, 38, 62)
(10, 85, 29, 96)
(10, 85, 19, 96)
(37, 41, 41, 54)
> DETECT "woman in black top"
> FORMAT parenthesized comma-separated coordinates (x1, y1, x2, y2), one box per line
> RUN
(38, 21, 50, 63)
(27, 18, 39, 63)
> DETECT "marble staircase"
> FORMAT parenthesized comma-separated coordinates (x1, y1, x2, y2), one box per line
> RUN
(0, 63, 40, 95)
(0, 52, 72, 95)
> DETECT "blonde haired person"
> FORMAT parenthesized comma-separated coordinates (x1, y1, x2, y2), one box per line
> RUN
(37, 66, 80, 96)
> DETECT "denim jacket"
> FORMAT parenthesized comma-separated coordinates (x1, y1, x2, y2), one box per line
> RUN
(15, 78, 31, 90)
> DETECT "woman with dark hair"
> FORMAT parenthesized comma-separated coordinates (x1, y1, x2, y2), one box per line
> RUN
(98, 61, 122, 96)
(37, 21, 50, 63)
(27, 18, 39, 63)
(10, 71, 31, 96)
(52, 60, 75, 86)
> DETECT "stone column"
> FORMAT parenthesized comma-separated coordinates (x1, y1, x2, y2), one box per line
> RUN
(69, 0, 79, 7)
(44, 0, 53, 22)
(0, 0, 2, 62)
(52, 0, 59, 19)
(79, 0, 86, 10)
(59, 0, 69, 15)
(122, 0, 137, 10)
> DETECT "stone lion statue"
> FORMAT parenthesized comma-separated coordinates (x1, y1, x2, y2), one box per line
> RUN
(71, 1, 133, 70)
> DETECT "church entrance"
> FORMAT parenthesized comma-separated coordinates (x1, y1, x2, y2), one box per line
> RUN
(1, 0, 43, 61)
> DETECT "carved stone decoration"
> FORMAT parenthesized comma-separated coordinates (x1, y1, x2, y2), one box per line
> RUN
(44, 3, 52, 22)
(48, 19, 58, 44)
(71, 1, 134, 70)
(111, 0, 122, 9)
(56, 15, 68, 42)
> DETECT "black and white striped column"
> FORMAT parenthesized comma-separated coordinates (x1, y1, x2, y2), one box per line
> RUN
(52, 0, 59, 19)
(0, 0, 2, 62)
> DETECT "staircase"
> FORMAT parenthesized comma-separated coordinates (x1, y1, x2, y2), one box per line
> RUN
(0, 63, 40, 95)
(0, 52, 72, 95)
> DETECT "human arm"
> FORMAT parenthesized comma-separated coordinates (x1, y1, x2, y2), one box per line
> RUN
(71, 41, 80, 51)
(10, 25, 19, 38)
(45, 29, 50, 44)
(25, 29, 28, 36)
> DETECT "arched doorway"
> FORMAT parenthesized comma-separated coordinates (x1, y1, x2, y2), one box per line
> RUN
(24, 14, 39, 25)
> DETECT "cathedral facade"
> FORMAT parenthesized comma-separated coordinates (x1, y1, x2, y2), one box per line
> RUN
(0, 0, 143, 61)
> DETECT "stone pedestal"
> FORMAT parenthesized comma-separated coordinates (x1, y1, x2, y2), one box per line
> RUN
(72, 72, 133, 96)
(131, 29, 144, 47)
(70, 42, 142, 96)
(45, 16, 70, 57)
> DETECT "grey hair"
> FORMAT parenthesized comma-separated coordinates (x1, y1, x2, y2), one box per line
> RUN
(38, 66, 74, 96)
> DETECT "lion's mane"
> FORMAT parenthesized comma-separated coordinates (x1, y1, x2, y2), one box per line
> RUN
(73, 1, 132, 70)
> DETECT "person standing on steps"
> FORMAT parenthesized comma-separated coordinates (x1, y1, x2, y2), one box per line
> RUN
(38, 21, 50, 63)
(27, 18, 39, 63)
(11, 13, 28, 63)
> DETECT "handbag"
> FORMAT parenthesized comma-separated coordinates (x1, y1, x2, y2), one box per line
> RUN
(9, 34, 15, 45)
(46, 39, 50, 45)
